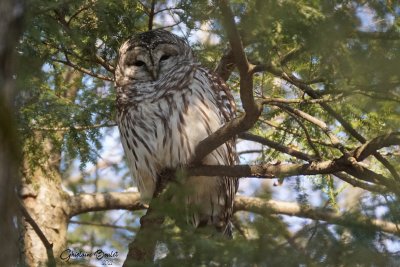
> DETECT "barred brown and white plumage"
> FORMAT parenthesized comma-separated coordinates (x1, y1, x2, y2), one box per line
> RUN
(115, 29, 238, 235)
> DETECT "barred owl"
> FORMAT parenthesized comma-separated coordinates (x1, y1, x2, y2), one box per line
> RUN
(115, 29, 238, 235)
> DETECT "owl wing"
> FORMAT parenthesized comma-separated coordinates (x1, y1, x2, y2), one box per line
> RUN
(200, 68, 239, 236)
(205, 69, 236, 123)
(201, 68, 238, 166)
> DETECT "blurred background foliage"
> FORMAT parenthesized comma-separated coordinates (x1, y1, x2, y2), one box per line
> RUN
(18, 0, 400, 265)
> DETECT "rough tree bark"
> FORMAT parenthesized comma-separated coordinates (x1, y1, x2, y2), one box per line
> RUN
(19, 70, 81, 266)
(0, 0, 24, 265)
(19, 161, 69, 266)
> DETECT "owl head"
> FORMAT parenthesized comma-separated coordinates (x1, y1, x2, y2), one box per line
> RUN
(115, 29, 194, 86)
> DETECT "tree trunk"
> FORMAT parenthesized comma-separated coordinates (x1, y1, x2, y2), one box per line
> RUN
(19, 163, 69, 266)
(19, 69, 82, 266)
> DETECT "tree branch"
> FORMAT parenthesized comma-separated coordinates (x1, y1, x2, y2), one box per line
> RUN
(64, 192, 400, 236)
(234, 196, 400, 236)
(66, 0, 96, 26)
(68, 133, 398, 219)
(354, 132, 400, 162)
(254, 63, 400, 180)
(285, 111, 322, 158)
(280, 46, 305, 65)
(18, 200, 56, 267)
(239, 133, 394, 193)
(68, 192, 146, 217)
(69, 219, 138, 232)
(29, 122, 117, 132)
(123, 169, 174, 265)
(260, 96, 342, 104)
(238, 149, 263, 155)
(217, 0, 255, 112)
(276, 104, 342, 149)
(187, 159, 383, 182)
(192, 0, 263, 164)
(148, 0, 156, 30)
(259, 118, 344, 150)
(354, 30, 400, 40)
(214, 48, 235, 82)
(239, 132, 317, 161)
(190, 131, 400, 189)
(94, 54, 115, 73)
(334, 172, 387, 193)
(154, 7, 183, 15)
(52, 59, 113, 81)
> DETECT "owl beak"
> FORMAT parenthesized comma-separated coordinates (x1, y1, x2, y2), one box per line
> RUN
(149, 66, 158, 81)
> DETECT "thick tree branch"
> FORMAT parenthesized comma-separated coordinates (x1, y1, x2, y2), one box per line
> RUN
(238, 149, 264, 155)
(354, 133, 400, 162)
(234, 196, 400, 236)
(123, 169, 174, 265)
(192, 0, 263, 163)
(188, 162, 335, 178)
(65, 192, 400, 236)
(260, 96, 342, 104)
(68, 131, 399, 217)
(192, 132, 400, 190)
(68, 192, 146, 217)
(239, 132, 394, 193)
(192, 113, 261, 163)
(217, 0, 255, 112)
(187, 160, 388, 184)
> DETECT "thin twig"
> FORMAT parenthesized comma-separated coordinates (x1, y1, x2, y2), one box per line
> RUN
(277, 103, 342, 149)
(285, 111, 322, 159)
(52, 59, 113, 81)
(259, 118, 345, 150)
(28, 122, 117, 132)
(239, 132, 316, 161)
(334, 172, 387, 193)
(69, 220, 137, 232)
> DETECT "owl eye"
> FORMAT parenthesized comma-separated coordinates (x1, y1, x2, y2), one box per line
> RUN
(159, 55, 170, 62)
(132, 60, 145, 67)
